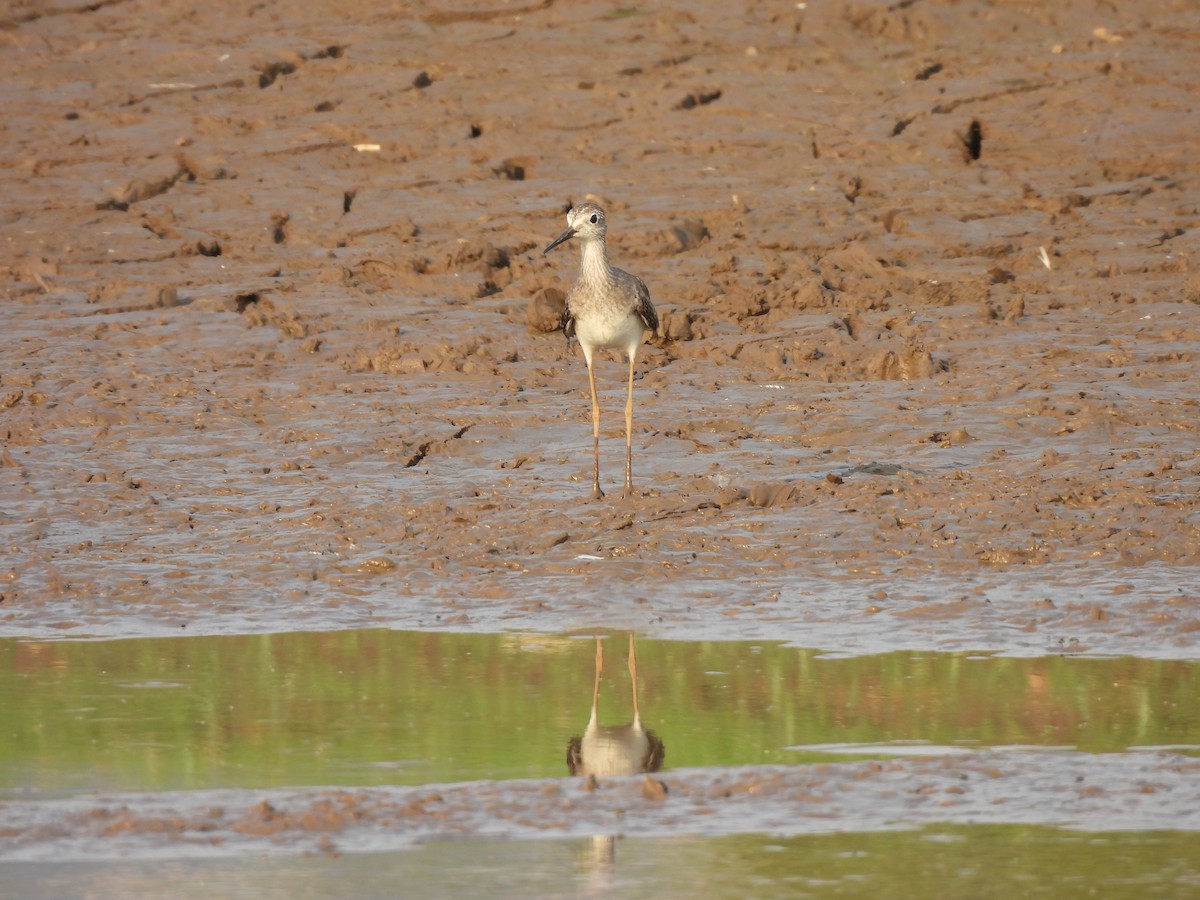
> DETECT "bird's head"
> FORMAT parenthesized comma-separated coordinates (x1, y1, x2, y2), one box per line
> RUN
(543, 202, 607, 254)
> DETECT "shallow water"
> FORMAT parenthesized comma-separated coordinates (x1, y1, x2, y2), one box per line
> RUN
(5, 630, 1198, 800)
(6, 827, 1200, 899)
(4, 631, 1199, 893)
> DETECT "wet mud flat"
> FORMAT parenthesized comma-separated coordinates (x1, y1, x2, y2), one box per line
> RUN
(4, 750, 1199, 861)
(1, 0, 1198, 653)
(1, 0, 1199, 888)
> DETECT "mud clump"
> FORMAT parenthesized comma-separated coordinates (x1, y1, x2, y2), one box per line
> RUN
(527, 286, 566, 334)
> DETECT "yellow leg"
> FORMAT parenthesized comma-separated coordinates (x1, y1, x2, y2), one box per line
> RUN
(622, 351, 636, 498)
(586, 357, 603, 500)
(592, 635, 604, 717)
(628, 632, 640, 724)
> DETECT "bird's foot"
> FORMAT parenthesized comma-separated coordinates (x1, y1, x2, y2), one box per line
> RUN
(590, 483, 605, 501)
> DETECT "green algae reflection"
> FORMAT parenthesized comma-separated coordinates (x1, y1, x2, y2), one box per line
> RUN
(2, 630, 1197, 797)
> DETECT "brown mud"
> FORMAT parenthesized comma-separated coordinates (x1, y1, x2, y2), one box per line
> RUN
(2, 0, 1199, 655)
(4, 750, 1199, 861)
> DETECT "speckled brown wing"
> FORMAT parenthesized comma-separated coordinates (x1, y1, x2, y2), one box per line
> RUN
(560, 302, 576, 341)
(566, 735, 583, 775)
(643, 730, 665, 773)
(632, 275, 658, 333)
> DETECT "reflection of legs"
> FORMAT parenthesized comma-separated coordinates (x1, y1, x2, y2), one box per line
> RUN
(586, 352, 603, 500)
(622, 351, 636, 498)
(591, 635, 604, 719)
(628, 632, 640, 724)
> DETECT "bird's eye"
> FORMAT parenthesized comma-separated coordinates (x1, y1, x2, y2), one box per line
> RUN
(589, 214, 599, 224)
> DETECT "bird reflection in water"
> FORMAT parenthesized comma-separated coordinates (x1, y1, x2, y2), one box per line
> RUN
(567, 633, 665, 778)
(567, 633, 665, 880)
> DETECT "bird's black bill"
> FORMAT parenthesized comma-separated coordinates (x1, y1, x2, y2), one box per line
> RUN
(543, 227, 575, 255)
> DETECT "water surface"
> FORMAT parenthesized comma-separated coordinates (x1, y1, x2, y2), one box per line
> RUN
(5, 827, 1200, 899)
(4, 630, 1197, 798)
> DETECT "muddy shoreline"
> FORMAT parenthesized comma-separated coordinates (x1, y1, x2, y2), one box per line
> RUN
(2, 2, 1199, 654)
(5, 750, 1200, 861)
(2, 1, 1200, 878)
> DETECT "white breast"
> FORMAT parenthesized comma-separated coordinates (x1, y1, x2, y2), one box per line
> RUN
(579, 725, 652, 777)
(575, 309, 647, 358)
